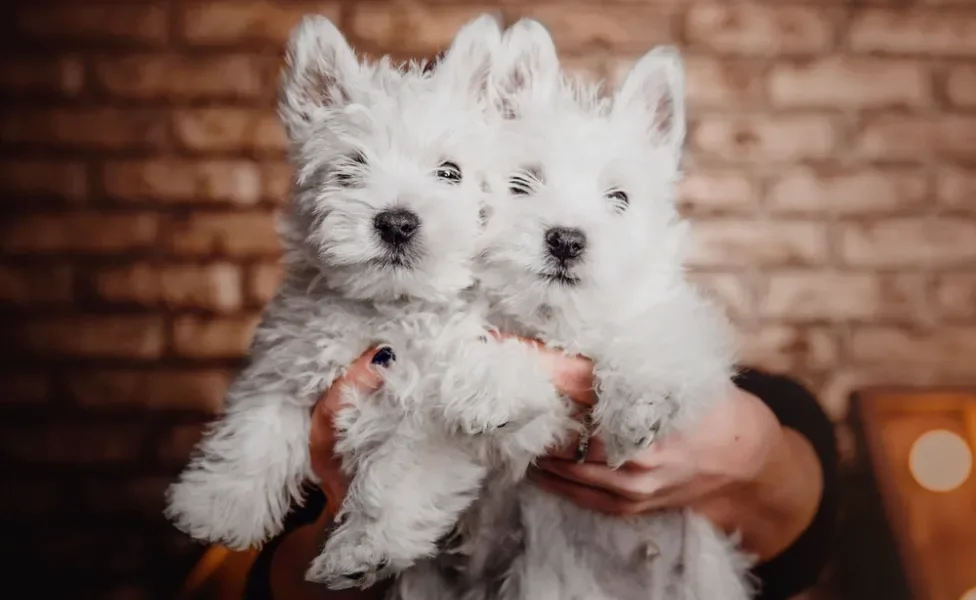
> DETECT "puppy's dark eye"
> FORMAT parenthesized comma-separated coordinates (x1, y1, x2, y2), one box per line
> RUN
(436, 161, 462, 184)
(510, 165, 543, 197)
(334, 152, 367, 186)
(606, 190, 629, 211)
(509, 175, 532, 196)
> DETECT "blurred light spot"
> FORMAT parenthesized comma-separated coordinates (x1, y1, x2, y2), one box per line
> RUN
(909, 429, 972, 493)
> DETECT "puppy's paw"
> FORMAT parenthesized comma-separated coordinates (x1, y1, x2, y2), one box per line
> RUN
(597, 393, 674, 469)
(306, 525, 397, 589)
(445, 406, 514, 436)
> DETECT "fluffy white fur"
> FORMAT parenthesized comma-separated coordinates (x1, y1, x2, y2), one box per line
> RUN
(392, 20, 754, 600)
(165, 15, 574, 590)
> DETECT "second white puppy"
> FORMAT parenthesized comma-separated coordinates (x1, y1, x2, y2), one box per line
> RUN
(427, 20, 754, 600)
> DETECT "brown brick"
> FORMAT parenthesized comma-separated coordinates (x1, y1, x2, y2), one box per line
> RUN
(172, 315, 260, 359)
(769, 57, 930, 108)
(248, 262, 284, 305)
(0, 108, 169, 151)
(851, 326, 976, 370)
(156, 423, 205, 466)
(848, 10, 976, 56)
(262, 162, 295, 203)
(351, 4, 501, 53)
(0, 422, 147, 465)
(839, 218, 976, 267)
(12, 316, 165, 359)
(0, 213, 158, 255)
(181, 0, 342, 46)
(738, 325, 837, 374)
(945, 65, 976, 107)
(102, 160, 262, 205)
(0, 265, 73, 306)
(94, 55, 275, 100)
(935, 274, 976, 319)
(91, 263, 243, 311)
(68, 369, 231, 413)
(687, 272, 753, 322)
(0, 57, 84, 96)
(767, 168, 929, 215)
(82, 476, 172, 518)
(173, 108, 286, 153)
(0, 160, 88, 202)
(166, 212, 280, 257)
(685, 5, 833, 56)
(16, 4, 168, 44)
(852, 115, 976, 161)
(687, 221, 829, 268)
(612, 55, 766, 107)
(692, 115, 837, 163)
(510, 5, 673, 51)
(759, 272, 925, 322)
(937, 167, 976, 212)
(684, 56, 766, 108)
(0, 372, 53, 405)
(678, 171, 759, 214)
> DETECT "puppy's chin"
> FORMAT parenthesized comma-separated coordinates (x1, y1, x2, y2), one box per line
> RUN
(539, 270, 581, 287)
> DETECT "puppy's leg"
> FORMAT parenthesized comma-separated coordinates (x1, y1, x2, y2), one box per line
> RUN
(438, 337, 573, 463)
(165, 385, 311, 549)
(307, 427, 487, 590)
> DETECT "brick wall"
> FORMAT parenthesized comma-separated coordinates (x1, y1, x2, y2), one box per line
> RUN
(1, 1, 974, 597)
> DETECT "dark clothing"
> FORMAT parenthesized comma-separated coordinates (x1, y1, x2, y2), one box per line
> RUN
(245, 368, 838, 600)
(733, 369, 839, 599)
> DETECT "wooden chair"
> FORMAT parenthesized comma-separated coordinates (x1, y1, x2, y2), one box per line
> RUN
(846, 388, 976, 600)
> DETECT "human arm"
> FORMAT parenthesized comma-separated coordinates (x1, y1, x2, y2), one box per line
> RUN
(525, 346, 837, 598)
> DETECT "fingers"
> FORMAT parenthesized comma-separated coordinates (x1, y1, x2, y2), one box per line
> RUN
(489, 331, 596, 406)
(309, 345, 394, 516)
(542, 353, 596, 406)
(316, 345, 393, 413)
(528, 468, 650, 517)
(536, 458, 653, 503)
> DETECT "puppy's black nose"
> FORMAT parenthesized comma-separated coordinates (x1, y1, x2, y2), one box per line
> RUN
(545, 227, 586, 262)
(374, 209, 420, 246)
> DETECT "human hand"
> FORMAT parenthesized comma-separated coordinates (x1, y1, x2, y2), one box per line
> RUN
(530, 386, 783, 527)
(309, 346, 395, 520)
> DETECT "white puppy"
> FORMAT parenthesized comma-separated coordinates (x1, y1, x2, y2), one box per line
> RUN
(411, 20, 755, 600)
(165, 14, 571, 591)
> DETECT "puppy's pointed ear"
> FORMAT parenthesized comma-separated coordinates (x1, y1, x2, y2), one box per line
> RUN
(614, 46, 686, 155)
(435, 14, 502, 102)
(278, 15, 360, 141)
(491, 19, 560, 117)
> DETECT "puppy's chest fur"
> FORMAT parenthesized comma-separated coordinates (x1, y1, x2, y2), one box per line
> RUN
(250, 274, 489, 410)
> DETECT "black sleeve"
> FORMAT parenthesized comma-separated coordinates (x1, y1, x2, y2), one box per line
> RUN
(243, 484, 328, 600)
(733, 368, 839, 600)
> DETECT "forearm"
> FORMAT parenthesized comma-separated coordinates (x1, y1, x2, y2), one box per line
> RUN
(731, 425, 823, 562)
